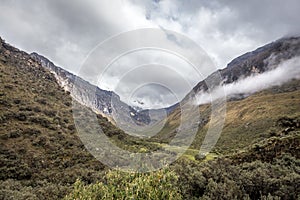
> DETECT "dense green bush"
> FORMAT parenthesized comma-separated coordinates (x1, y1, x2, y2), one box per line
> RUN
(172, 153, 300, 200)
(64, 169, 182, 200)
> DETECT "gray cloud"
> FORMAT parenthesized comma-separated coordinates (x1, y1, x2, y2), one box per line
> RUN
(0, 0, 299, 108)
(221, 0, 300, 36)
(0, 0, 154, 73)
(141, 0, 300, 68)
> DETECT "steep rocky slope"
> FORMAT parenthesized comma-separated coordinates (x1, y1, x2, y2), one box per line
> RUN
(0, 37, 172, 199)
(30, 52, 152, 125)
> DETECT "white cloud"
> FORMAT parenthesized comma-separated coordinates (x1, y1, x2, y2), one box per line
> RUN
(196, 56, 300, 105)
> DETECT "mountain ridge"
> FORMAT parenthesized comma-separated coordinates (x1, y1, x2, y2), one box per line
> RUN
(195, 36, 300, 94)
(30, 52, 154, 125)
(26, 36, 300, 127)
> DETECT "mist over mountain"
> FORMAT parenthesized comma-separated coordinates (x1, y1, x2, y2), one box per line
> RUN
(197, 56, 300, 105)
(179, 37, 300, 105)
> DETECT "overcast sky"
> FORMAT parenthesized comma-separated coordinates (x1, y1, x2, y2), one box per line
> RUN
(1, 0, 299, 108)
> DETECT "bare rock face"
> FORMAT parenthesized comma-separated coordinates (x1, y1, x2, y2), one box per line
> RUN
(30, 52, 152, 125)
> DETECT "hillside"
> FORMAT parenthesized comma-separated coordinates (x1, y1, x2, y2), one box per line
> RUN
(0, 37, 177, 199)
(191, 37, 300, 94)
(153, 37, 300, 156)
(0, 37, 123, 199)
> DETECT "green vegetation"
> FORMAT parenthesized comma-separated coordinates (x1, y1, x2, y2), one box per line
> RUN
(0, 37, 299, 199)
(0, 38, 107, 199)
(64, 114, 300, 199)
(64, 169, 181, 200)
(173, 153, 299, 199)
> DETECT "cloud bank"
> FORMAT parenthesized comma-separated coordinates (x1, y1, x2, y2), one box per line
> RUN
(197, 56, 300, 105)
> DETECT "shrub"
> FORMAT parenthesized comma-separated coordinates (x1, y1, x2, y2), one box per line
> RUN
(64, 168, 182, 200)
(35, 98, 47, 105)
(29, 116, 51, 128)
(14, 113, 27, 121)
(32, 106, 41, 113)
(43, 110, 56, 117)
(0, 130, 21, 140)
(23, 128, 41, 136)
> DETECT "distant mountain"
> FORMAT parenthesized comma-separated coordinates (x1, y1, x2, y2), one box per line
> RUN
(30, 36, 300, 139)
(30, 52, 153, 125)
(189, 37, 300, 98)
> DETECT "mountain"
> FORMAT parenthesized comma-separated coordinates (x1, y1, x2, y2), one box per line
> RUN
(0, 36, 177, 199)
(0, 37, 128, 199)
(153, 36, 300, 154)
(189, 37, 300, 97)
(30, 52, 153, 125)
(30, 52, 113, 114)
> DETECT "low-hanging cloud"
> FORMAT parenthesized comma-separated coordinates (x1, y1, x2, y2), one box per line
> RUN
(197, 56, 300, 105)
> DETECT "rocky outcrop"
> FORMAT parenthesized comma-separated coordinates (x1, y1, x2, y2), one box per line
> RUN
(30, 52, 152, 124)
